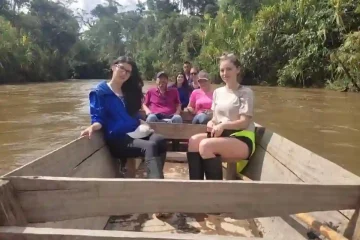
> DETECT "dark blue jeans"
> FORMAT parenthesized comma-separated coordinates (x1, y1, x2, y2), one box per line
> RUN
(106, 133, 167, 179)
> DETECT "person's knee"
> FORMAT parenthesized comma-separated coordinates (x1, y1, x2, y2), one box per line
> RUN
(144, 141, 158, 157)
(151, 133, 167, 152)
(199, 139, 213, 157)
(191, 114, 200, 124)
(188, 134, 202, 152)
(146, 114, 158, 123)
(198, 113, 210, 124)
(152, 133, 166, 144)
(171, 114, 183, 123)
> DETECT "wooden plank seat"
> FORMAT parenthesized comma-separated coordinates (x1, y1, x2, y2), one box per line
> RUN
(124, 122, 265, 180)
(139, 110, 195, 123)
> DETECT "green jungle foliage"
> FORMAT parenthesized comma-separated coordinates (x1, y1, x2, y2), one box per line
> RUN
(0, 0, 359, 91)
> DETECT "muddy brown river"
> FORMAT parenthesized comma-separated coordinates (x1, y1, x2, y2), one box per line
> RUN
(0, 79, 359, 176)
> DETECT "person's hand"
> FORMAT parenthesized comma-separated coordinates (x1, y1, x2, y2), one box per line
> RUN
(145, 109, 152, 116)
(80, 125, 95, 139)
(211, 123, 224, 138)
(206, 120, 214, 132)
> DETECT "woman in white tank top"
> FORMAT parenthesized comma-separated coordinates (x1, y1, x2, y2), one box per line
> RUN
(186, 53, 256, 180)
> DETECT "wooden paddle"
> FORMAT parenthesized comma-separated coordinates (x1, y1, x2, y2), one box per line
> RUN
(237, 173, 349, 240)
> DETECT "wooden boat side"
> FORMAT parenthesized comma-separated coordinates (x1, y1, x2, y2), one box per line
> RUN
(244, 126, 360, 235)
(1, 174, 360, 240)
(5, 176, 360, 223)
(1, 109, 360, 239)
(1, 131, 120, 231)
(0, 226, 280, 240)
(135, 121, 360, 239)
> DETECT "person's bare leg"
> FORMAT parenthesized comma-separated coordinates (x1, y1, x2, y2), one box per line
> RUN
(199, 137, 249, 160)
(187, 133, 207, 180)
(198, 137, 250, 180)
(188, 133, 207, 152)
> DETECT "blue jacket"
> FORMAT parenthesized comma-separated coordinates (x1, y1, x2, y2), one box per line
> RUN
(89, 80, 141, 140)
(170, 85, 190, 109)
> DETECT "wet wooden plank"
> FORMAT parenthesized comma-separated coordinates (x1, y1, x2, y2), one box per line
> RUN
(259, 129, 360, 220)
(344, 202, 360, 240)
(244, 146, 353, 237)
(167, 152, 187, 162)
(259, 129, 360, 184)
(5, 176, 360, 224)
(27, 146, 117, 230)
(0, 226, 269, 240)
(28, 217, 110, 230)
(2, 132, 105, 178)
(148, 123, 205, 140)
(67, 146, 117, 178)
(0, 180, 27, 226)
(147, 123, 265, 142)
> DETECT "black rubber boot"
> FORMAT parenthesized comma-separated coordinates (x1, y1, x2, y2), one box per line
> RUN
(203, 156, 223, 180)
(187, 152, 204, 180)
(145, 157, 164, 179)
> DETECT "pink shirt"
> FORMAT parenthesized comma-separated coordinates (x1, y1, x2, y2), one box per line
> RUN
(189, 89, 213, 114)
(144, 87, 180, 116)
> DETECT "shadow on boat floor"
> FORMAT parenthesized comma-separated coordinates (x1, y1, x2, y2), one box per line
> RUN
(105, 162, 262, 238)
(106, 212, 261, 237)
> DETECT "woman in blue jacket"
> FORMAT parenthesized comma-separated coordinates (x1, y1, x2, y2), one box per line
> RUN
(169, 72, 191, 110)
(80, 56, 167, 179)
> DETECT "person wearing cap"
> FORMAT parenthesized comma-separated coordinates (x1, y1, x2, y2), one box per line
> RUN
(142, 71, 183, 124)
(186, 70, 213, 124)
(80, 56, 167, 180)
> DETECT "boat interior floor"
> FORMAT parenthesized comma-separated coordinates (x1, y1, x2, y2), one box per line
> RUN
(105, 162, 263, 238)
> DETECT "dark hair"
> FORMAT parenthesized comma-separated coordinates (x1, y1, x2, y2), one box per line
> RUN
(112, 56, 144, 117)
(183, 61, 191, 65)
(173, 72, 189, 89)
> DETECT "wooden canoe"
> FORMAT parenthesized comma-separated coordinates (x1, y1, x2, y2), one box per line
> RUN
(1, 111, 360, 240)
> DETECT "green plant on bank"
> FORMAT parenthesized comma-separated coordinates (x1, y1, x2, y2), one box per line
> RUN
(0, 0, 359, 91)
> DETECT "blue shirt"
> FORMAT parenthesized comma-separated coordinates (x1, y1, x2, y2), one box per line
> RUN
(170, 85, 190, 109)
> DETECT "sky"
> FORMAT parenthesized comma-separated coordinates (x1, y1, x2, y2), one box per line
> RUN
(70, 0, 140, 14)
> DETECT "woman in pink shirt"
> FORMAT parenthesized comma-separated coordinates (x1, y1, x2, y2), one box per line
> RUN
(187, 70, 213, 124)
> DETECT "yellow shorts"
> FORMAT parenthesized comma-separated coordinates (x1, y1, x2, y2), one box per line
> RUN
(229, 130, 256, 173)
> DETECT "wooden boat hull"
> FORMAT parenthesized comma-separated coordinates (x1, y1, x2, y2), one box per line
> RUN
(1, 113, 360, 240)
(106, 162, 261, 238)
